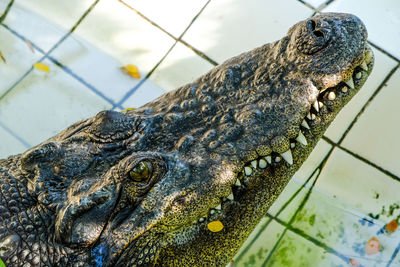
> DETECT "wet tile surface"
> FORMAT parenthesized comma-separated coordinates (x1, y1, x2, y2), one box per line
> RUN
(0, 0, 399, 266)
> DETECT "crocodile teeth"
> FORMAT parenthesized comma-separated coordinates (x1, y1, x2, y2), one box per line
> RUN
(296, 131, 308, 146)
(290, 143, 295, 148)
(265, 156, 272, 164)
(313, 101, 319, 112)
(328, 91, 336, 100)
(310, 114, 316, 120)
(244, 166, 252, 176)
(251, 160, 257, 169)
(355, 72, 362, 79)
(361, 61, 368, 71)
(342, 86, 348, 93)
(275, 156, 281, 163)
(345, 77, 355, 89)
(280, 150, 293, 165)
(215, 204, 222, 210)
(301, 120, 310, 129)
(306, 113, 312, 120)
(227, 193, 234, 201)
(365, 50, 372, 63)
(235, 179, 241, 186)
(210, 209, 215, 215)
(199, 217, 205, 223)
(259, 159, 267, 168)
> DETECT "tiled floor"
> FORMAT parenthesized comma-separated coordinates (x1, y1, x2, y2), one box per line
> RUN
(1, 0, 399, 266)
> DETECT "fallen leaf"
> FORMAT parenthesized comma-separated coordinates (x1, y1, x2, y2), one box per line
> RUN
(121, 64, 140, 79)
(365, 237, 380, 255)
(25, 40, 35, 53)
(349, 258, 360, 266)
(385, 220, 398, 233)
(0, 50, 6, 63)
(207, 220, 224, 232)
(33, 62, 50, 72)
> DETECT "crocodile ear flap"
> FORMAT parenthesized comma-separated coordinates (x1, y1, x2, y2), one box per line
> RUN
(55, 179, 119, 247)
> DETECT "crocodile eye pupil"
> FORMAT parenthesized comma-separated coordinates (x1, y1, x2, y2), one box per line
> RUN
(129, 161, 152, 182)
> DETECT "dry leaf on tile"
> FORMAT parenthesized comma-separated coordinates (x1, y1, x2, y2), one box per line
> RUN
(0, 50, 6, 63)
(365, 237, 380, 255)
(121, 64, 141, 79)
(385, 220, 398, 233)
(33, 62, 50, 72)
(25, 40, 35, 53)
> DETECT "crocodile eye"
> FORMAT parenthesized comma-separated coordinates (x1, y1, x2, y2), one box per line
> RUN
(129, 161, 153, 183)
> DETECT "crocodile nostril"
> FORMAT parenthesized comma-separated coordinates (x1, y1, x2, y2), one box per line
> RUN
(308, 19, 316, 30)
(313, 30, 324, 38)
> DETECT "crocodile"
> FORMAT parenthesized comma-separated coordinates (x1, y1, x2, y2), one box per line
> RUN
(0, 13, 374, 266)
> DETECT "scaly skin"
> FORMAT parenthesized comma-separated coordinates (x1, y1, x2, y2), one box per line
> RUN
(0, 13, 374, 266)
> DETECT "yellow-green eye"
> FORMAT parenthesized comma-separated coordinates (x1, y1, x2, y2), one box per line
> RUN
(129, 161, 152, 183)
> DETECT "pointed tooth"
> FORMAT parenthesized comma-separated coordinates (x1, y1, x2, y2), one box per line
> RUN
(227, 193, 234, 201)
(342, 86, 348, 93)
(296, 131, 308, 146)
(328, 91, 336, 100)
(301, 120, 310, 129)
(215, 204, 222, 210)
(361, 61, 368, 71)
(244, 166, 252, 176)
(199, 217, 205, 223)
(319, 101, 323, 108)
(259, 159, 267, 168)
(345, 77, 354, 89)
(210, 209, 215, 215)
(306, 112, 312, 120)
(235, 179, 241, 186)
(280, 150, 293, 165)
(290, 143, 295, 149)
(355, 72, 362, 79)
(251, 160, 257, 169)
(310, 114, 316, 120)
(265, 156, 272, 164)
(313, 101, 319, 112)
(275, 157, 281, 163)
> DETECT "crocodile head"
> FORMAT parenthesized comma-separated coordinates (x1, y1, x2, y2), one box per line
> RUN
(0, 13, 373, 266)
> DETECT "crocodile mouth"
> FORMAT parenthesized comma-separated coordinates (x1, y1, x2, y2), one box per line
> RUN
(190, 47, 374, 225)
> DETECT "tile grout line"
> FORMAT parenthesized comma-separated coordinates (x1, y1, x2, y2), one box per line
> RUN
(261, 147, 335, 266)
(117, 0, 218, 67)
(386, 242, 400, 267)
(0, 0, 100, 102)
(235, 164, 321, 262)
(322, 136, 400, 183)
(0, 121, 31, 148)
(337, 63, 400, 145)
(265, 213, 351, 264)
(114, 0, 213, 108)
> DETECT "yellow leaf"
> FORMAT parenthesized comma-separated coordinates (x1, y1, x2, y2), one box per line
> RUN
(207, 221, 224, 232)
(121, 64, 141, 79)
(0, 50, 6, 63)
(33, 62, 50, 72)
(122, 107, 136, 112)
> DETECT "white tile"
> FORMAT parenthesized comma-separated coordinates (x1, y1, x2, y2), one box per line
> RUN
(122, 0, 208, 37)
(315, 148, 400, 217)
(341, 69, 400, 177)
(323, 0, 400, 59)
(0, 26, 42, 95)
(68, 0, 175, 84)
(0, 125, 28, 158)
(149, 42, 214, 92)
(325, 47, 398, 142)
(2, 0, 95, 52)
(183, 0, 313, 63)
(0, 59, 111, 146)
(233, 218, 285, 266)
(51, 35, 140, 103)
(122, 80, 165, 109)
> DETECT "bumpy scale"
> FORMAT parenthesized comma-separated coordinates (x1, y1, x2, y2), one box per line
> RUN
(0, 13, 374, 266)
